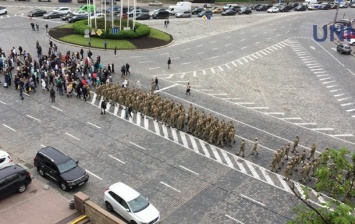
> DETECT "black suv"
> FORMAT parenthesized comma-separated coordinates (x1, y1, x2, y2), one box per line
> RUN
(33, 146, 89, 191)
(0, 165, 32, 199)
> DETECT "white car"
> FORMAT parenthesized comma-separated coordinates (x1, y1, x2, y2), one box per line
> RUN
(0, 6, 7, 15)
(0, 150, 14, 169)
(89, 12, 105, 19)
(104, 182, 160, 224)
(267, 6, 279, 13)
(53, 7, 70, 14)
(349, 39, 355, 46)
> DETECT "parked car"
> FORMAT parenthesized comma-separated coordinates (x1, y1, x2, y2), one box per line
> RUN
(53, 7, 70, 14)
(279, 5, 293, 12)
(102, 0, 116, 5)
(350, 3, 355, 7)
(89, 12, 105, 19)
(337, 44, 352, 54)
(0, 6, 7, 15)
(223, 4, 238, 11)
(256, 4, 272, 11)
(175, 10, 192, 18)
(320, 3, 331, 9)
(104, 182, 160, 224)
(0, 150, 14, 169)
(0, 165, 32, 200)
(307, 3, 321, 10)
(28, 9, 47, 17)
(78, 0, 93, 3)
(152, 10, 169, 19)
(212, 7, 223, 13)
(221, 9, 237, 16)
(348, 39, 355, 46)
(294, 5, 307, 11)
(267, 6, 279, 13)
(135, 13, 150, 20)
(106, 5, 120, 13)
(128, 8, 149, 17)
(198, 10, 213, 17)
(149, 0, 163, 6)
(238, 7, 252, 14)
(251, 4, 262, 10)
(43, 11, 65, 19)
(33, 146, 89, 191)
(61, 12, 73, 21)
(192, 7, 205, 14)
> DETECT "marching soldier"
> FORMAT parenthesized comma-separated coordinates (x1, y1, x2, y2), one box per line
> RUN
(308, 143, 316, 160)
(300, 149, 307, 166)
(237, 139, 246, 157)
(294, 153, 301, 172)
(283, 162, 293, 181)
(299, 162, 311, 183)
(250, 138, 259, 155)
(208, 128, 215, 144)
(217, 131, 224, 147)
(284, 143, 291, 160)
(311, 157, 320, 177)
(161, 111, 167, 126)
(291, 135, 299, 153)
(270, 153, 278, 172)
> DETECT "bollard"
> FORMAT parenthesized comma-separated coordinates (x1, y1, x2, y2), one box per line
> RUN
(69, 199, 75, 210)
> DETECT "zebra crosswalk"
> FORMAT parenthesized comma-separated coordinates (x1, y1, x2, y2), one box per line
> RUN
(160, 40, 291, 80)
(88, 92, 333, 207)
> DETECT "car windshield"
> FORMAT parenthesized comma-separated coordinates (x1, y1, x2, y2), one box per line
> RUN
(344, 46, 351, 49)
(128, 195, 150, 213)
(58, 159, 77, 173)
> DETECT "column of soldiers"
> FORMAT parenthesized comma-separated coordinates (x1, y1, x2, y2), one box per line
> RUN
(268, 136, 330, 183)
(95, 84, 236, 147)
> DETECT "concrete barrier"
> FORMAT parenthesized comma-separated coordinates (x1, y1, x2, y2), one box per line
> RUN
(72, 192, 126, 224)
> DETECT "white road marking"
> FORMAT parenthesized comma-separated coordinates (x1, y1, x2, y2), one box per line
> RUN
(240, 39, 245, 41)
(3, 124, 16, 132)
(260, 169, 275, 185)
(266, 37, 271, 40)
(237, 60, 243, 65)
(220, 150, 234, 168)
(136, 113, 141, 126)
(189, 136, 199, 153)
(311, 68, 323, 71)
(255, 42, 260, 45)
(180, 132, 189, 148)
(346, 108, 355, 112)
(241, 194, 265, 207)
(264, 112, 285, 115)
(26, 115, 41, 122)
(199, 140, 211, 157)
(225, 36, 231, 39)
(193, 71, 196, 77)
(129, 141, 146, 150)
(277, 175, 292, 192)
(251, 54, 258, 59)
(227, 51, 234, 54)
(160, 181, 180, 193)
(208, 56, 220, 60)
(162, 125, 169, 139)
(179, 165, 199, 175)
(294, 123, 317, 126)
(308, 66, 320, 69)
(246, 162, 260, 179)
(182, 48, 190, 51)
(252, 35, 257, 37)
(332, 134, 353, 137)
(337, 97, 351, 102)
(86, 170, 102, 180)
(225, 214, 245, 224)
(171, 57, 180, 60)
(180, 73, 186, 78)
(314, 41, 345, 67)
(294, 182, 306, 199)
(40, 144, 46, 147)
(225, 64, 231, 69)
(202, 70, 206, 75)
(236, 102, 254, 105)
(334, 93, 344, 97)
(234, 157, 247, 174)
(23, 92, 29, 96)
(130, 55, 141, 58)
(249, 107, 269, 110)
(149, 67, 160, 70)
(319, 77, 331, 81)
(260, 50, 267, 55)
(197, 52, 204, 55)
(347, 68, 355, 76)
(317, 74, 328, 77)
(196, 44, 203, 47)
(322, 80, 336, 84)
(139, 61, 151, 63)
(153, 121, 161, 135)
(242, 58, 248, 63)
(113, 106, 119, 116)
(210, 146, 222, 163)
(87, 122, 101, 129)
(65, 132, 80, 141)
(311, 128, 334, 131)
(218, 66, 224, 71)
(51, 106, 62, 112)
(276, 34, 280, 37)
(286, 31, 290, 33)
(211, 68, 215, 74)
(181, 62, 191, 65)
(256, 52, 263, 57)
(210, 93, 228, 96)
(0, 101, 6, 105)
(314, 71, 326, 74)
(326, 85, 337, 88)
(341, 103, 354, 106)
(154, 84, 179, 93)
(280, 117, 302, 120)
(241, 46, 247, 49)
(109, 155, 125, 164)
(90, 94, 97, 104)
(247, 56, 254, 61)
(330, 89, 340, 92)
(171, 128, 179, 142)
(212, 48, 218, 51)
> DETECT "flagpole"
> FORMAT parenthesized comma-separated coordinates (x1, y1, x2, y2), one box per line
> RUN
(94, 0, 97, 29)
(133, 0, 136, 29)
(127, 0, 129, 28)
(120, 0, 123, 30)
(111, 0, 114, 28)
(104, 0, 107, 30)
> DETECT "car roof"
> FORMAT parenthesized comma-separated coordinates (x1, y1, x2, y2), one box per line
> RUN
(109, 182, 140, 202)
(0, 150, 9, 158)
(0, 165, 25, 179)
(37, 146, 70, 164)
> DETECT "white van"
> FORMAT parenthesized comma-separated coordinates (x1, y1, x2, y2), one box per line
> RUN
(223, 4, 238, 11)
(167, 2, 192, 15)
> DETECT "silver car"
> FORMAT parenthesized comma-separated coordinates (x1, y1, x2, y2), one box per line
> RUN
(175, 10, 192, 18)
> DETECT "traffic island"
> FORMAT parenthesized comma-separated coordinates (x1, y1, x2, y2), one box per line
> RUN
(49, 22, 173, 50)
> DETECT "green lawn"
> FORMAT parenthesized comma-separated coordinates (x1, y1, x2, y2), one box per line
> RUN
(149, 28, 171, 41)
(59, 34, 136, 49)
(58, 23, 74, 29)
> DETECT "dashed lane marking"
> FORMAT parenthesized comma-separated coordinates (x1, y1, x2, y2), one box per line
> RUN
(332, 134, 354, 137)
(241, 194, 266, 207)
(0, 101, 6, 105)
(334, 93, 344, 97)
(26, 115, 41, 122)
(341, 103, 354, 106)
(160, 181, 180, 193)
(294, 123, 317, 126)
(346, 108, 355, 112)
(280, 117, 302, 120)
(330, 89, 341, 92)
(179, 165, 199, 175)
(311, 128, 334, 131)
(65, 132, 80, 141)
(51, 106, 62, 112)
(225, 214, 245, 224)
(109, 155, 125, 164)
(129, 141, 146, 150)
(3, 124, 16, 132)
(86, 170, 103, 180)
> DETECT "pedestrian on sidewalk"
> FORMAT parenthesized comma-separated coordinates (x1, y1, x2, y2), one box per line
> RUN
(101, 99, 106, 114)
(167, 57, 171, 69)
(45, 24, 48, 33)
(125, 63, 130, 75)
(19, 78, 24, 100)
(104, 40, 107, 50)
(50, 88, 55, 103)
(164, 20, 167, 28)
(114, 46, 117, 56)
(36, 22, 39, 31)
(250, 138, 259, 155)
(155, 77, 159, 90)
(186, 82, 191, 95)
(30, 22, 35, 31)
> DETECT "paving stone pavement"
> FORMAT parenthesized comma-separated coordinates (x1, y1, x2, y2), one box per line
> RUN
(88, 91, 334, 209)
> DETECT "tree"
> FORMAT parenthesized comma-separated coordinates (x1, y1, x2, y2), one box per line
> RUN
(288, 148, 355, 224)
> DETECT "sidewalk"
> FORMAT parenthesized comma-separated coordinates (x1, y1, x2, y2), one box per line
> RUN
(0, 177, 79, 224)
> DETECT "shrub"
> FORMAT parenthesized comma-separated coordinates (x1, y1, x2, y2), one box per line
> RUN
(72, 18, 150, 39)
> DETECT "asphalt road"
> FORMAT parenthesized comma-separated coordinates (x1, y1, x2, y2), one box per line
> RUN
(0, 2, 354, 223)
